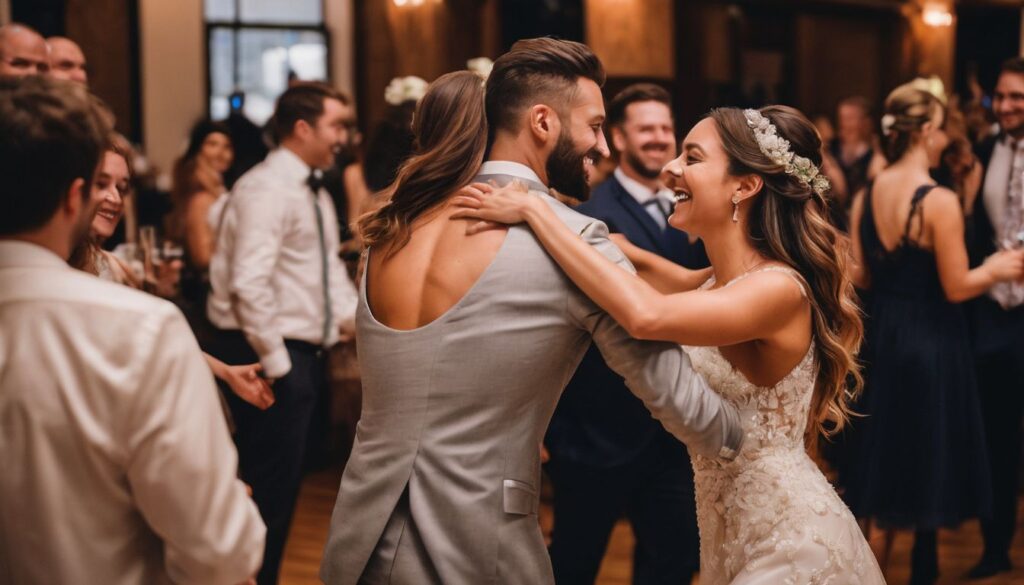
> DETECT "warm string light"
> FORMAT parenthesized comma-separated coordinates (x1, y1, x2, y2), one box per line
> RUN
(922, 4, 953, 27)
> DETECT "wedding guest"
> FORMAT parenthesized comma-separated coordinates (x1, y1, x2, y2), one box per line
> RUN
(966, 56, 1024, 580)
(206, 81, 359, 585)
(168, 120, 234, 273)
(545, 83, 705, 585)
(69, 132, 274, 412)
(842, 83, 1024, 585)
(0, 23, 49, 78)
(46, 36, 88, 84)
(830, 96, 875, 203)
(0, 75, 265, 585)
(69, 133, 178, 295)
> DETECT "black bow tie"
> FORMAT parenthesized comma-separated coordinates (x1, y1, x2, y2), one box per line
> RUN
(307, 169, 325, 193)
(644, 197, 670, 217)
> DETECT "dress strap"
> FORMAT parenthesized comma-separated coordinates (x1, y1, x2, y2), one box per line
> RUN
(719, 265, 809, 299)
(902, 184, 937, 246)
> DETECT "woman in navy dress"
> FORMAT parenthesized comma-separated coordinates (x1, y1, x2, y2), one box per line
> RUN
(841, 84, 1024, 584)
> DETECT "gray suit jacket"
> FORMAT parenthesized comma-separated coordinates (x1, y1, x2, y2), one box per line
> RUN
(320, 177, 743, 585)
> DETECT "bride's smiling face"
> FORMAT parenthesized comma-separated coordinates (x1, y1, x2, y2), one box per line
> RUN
(661, 118, 742, 237)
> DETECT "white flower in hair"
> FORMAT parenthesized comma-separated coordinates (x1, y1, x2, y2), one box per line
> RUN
(743, 108, 831, 197)
(467, 57, 494, 80)
(384, 76, 429, 107)
(881, 114, 896, 137)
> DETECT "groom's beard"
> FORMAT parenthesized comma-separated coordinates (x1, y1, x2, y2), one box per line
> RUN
(546, 130, 599, 202)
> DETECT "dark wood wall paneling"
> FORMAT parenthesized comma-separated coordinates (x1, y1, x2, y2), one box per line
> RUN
(355, 0, 498, 134)
(65, 0, 140, 141)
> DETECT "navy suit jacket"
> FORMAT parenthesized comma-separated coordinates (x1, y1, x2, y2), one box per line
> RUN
(545, 175, 710, 468)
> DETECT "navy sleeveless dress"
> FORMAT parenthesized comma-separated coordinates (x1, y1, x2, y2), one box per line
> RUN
(838, 183, 991, 528)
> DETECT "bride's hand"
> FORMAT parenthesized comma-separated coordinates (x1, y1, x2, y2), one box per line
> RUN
(451, 181, 540, 230)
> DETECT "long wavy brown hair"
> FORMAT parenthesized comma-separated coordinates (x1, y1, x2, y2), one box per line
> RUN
(359, 71, 487, 255)
(710, 106, 864, 442)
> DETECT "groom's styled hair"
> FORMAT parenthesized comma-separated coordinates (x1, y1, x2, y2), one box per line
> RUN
(485, 37, 605, 139)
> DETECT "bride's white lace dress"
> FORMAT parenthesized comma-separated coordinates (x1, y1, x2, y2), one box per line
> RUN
(684, 269, 885, 584)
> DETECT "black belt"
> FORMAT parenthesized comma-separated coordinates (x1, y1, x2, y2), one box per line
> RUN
(212, 328, 327, 355)
(284, 338, 327, 355)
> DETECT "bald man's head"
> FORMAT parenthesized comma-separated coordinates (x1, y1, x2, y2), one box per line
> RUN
(48, 37, 87, 84)
(0, 24, 49, 78)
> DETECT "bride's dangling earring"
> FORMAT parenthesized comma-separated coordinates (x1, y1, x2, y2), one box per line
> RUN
(731, 195, 741, 223)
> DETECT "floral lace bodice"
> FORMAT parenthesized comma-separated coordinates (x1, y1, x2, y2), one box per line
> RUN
(683, 267, 883, 585)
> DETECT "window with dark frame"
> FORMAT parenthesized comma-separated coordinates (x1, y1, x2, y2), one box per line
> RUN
(205, 0, 331, 124)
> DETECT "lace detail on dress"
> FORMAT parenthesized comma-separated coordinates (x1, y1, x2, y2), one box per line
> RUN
(685, 267, 883, 584)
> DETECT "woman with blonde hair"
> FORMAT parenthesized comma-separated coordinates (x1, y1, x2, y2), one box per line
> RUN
(841, 84, 1024, 584)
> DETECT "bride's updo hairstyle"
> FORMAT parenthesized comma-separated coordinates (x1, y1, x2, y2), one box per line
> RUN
(709, 105, 863, 442)
(360, 70, 488, 254)
(879, 85, 944, 163)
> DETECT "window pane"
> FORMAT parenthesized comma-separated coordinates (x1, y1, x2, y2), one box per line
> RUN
(208, 26, 329, 125)
(205, 0, 235, 21)
(240, 0, 322, 24)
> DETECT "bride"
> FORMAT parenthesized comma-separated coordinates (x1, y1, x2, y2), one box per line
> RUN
(453, 105, 885, 584)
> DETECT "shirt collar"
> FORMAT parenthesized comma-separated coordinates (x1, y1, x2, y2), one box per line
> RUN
(998, 130, 1024, 150)
(614, 167, 673, 205)
(268, 147, 315, 183)
(0, 240, 72, 270)
(479, 161, 545, 188)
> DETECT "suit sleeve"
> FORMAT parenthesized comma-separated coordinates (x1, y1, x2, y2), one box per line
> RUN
(123, 304, 266, 584)
(566, 218, 745, 460)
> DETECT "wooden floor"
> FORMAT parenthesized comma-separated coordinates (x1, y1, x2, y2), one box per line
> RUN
(281, 465, 1024, 585)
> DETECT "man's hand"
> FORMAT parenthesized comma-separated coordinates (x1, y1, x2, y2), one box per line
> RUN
(220, 363, 275, 409)
(338, 319, 356, 343)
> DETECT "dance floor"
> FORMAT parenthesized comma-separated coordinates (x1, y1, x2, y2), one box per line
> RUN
(280, 466, 1024, 585)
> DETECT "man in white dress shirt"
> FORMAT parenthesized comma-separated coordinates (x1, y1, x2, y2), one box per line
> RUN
(207, 81, 358, 584)
(0, 77, 265, 584)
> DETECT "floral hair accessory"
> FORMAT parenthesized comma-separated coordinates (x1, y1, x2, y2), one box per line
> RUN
(384, 76, 429, 107)
(880, 114, 896, 137)
(743, 108, 831, 197)
(466, 57, 494, 81)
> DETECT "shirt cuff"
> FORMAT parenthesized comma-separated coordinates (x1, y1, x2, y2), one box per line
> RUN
(718, 424, 745, 461)
(260, 346, 292, 379)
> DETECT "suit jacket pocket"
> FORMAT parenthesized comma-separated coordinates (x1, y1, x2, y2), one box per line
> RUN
(502, 479, 538, 516)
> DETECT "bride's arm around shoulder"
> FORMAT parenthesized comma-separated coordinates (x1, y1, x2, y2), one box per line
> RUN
(452, 183, 806, 347)
(608, 233, 713, 294)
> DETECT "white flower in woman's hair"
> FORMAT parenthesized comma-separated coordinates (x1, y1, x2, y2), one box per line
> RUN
(467, 57, 494, 80)
(384, 76, 429, 106)
(881, 114, 896, 137)
(743, 108, 831, 197)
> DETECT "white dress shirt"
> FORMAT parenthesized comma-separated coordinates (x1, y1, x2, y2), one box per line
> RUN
(0, 240, 265, 585)
(207, 148, 358, 378)
(614, 167, 675, 229)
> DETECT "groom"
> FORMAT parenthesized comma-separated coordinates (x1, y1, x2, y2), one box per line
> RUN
(320, 38, 743, 585)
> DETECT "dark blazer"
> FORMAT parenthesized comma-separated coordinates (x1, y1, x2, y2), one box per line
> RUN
(968, 134, 1024, 356)
(545, 174, 710, 468)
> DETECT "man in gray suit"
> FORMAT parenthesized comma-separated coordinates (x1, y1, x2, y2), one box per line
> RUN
(320, 38, 743, 585)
